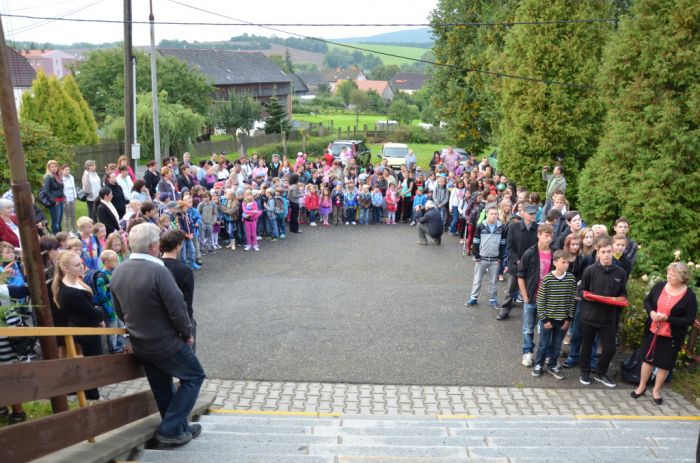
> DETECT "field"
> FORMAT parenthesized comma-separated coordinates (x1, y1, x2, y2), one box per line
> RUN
(293, 112, 414, 130)
(329, 43, 428, 66)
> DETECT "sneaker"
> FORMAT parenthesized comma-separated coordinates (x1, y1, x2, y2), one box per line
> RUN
(579, 371, 591, 385)
(310, 222, 317, 227)
(563, 333, 572, 345)
(416, 240, 428, 246)
(532, 365, 543, 377)
(547, 365, 565, 380)
(190, 423, 202, 440)
(280, 234, 286, 239)
(459, 239, 465, 244)
(352, 221, 357, 225)
(521, 353, 533, 367)
(190, 263, 201, 270)
(257, 236, 263, 241)
(496, 309, 509, 321)
(515, 295, 524, 304)
(410, 221, 416, 226)
(156, 431, 193, 446)
(489, 300, 500, 310)
(593, 373, 616, 388)
(345, 222, 350, 225)
(253, 246, 260, 252)
(244, 246, 250, 251)
(271, 238, 278, 241)
(465, 299, 477, 307)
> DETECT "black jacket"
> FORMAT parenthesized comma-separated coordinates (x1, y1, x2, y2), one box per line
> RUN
(163, 258, 194, 320)
(419, 208, 443, 238)
(177, 174, 194, 192)
(579, 262, 628, 328)
(643, 281, 698, 347)
(517, 244, 553, 302)
(105, 182, 127, 218)
(143, 169, 161, 197)
(96, 201, 120, 234)
(58, 283, 103, 327)
(42, 174, 65, 204)
(506, 220, 539, 275)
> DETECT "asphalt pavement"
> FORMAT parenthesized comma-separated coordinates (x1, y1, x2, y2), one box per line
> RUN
(193, 224, 620, 388)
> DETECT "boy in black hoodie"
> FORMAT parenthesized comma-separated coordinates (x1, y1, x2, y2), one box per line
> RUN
(579, 235, 628, 388)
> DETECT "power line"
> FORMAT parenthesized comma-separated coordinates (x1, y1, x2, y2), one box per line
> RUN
(8, 0, 104, 35)
(0, 12, 618, 28)
(165, 0, 595, 89)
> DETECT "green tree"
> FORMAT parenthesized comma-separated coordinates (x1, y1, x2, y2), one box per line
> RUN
(578, 0, 700, 272)
(0, 121, 72, 193)
(497, 0, 613, 202)
(349, 89, 370, 128)
(264, 97, 291, 134)
(368, 64, 400, 81)
(20, 71, 93, 145)
(62, 75, 98, 144)
(74, 48, 213, 124)
(104, 92, 204, 160)
(210, 92, 262, 134)
(365, 89, 385, 112)
(388, 99, 419, 125)
(336, 79, 358, 107)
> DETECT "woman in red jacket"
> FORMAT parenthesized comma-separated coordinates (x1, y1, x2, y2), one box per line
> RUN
(0, 198, 20, 248)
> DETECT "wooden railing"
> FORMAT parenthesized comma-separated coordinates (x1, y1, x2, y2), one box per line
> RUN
(0, 327, 157, 463)
(684, 319, 700, 364)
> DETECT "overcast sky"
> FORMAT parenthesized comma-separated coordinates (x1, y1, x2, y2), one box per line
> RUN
(1, 0, 438, 46)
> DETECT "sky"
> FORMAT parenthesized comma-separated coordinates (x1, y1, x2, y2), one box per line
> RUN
(0, 0, 438, 46)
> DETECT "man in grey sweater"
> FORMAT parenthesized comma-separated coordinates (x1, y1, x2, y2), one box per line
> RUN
(112, 223, 205, 446)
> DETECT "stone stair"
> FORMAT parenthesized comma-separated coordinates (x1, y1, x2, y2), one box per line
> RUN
(133, 412, 699, 462)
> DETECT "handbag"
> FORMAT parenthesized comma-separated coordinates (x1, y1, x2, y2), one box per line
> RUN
(76, 187, 88, 202)
(38, 187, 54, 207)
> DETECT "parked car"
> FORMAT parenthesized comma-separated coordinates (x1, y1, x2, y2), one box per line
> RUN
(327, 140, 372, 167)
(378, 143, 409, 171)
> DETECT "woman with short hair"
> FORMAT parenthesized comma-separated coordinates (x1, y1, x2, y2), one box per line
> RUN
(81, 160, 102, 221)
(632, 262, 697, 405)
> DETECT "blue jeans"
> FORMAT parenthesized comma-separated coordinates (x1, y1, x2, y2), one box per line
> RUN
(449, 206, 459, 234)
(276, 217, 286, 237)
(372, 206, 382, 224)
(267, 215, 278, 238)
(438, 207, 447, 226)
(522, 303, 537, 354)
(48, 202, 64, 234)
(138, 344, 205, 438)
(535, 319, 566, 368)
(107, 318, 125, 353)
(359, 208, 370, 225)
(345, 207, 356, 223)
(180, 238, 196, 266)
(308, 210, 318, 223)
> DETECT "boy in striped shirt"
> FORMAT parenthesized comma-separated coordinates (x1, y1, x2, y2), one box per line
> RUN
(532, 250, 577, 379)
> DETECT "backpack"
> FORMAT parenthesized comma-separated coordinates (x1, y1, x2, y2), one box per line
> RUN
(274, 196, 288, 219)
(83, 269, 107, 305)
(620, 347, 655, 385)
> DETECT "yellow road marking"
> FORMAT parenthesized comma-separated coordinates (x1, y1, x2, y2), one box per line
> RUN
(437, 414, 478, 419)
(208, 408, 341, 418)
(576, 415, 700, 421)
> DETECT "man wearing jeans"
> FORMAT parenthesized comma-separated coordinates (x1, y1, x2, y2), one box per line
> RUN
(466, 206, 506, 309)
(516, 224, 554, 367)
(112, 223, 205, 446)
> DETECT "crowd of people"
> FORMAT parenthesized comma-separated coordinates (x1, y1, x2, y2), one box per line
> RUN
(0, 146, 696, 435)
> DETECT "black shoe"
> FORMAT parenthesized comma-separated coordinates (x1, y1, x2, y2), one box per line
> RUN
(156, 431, 193, 445)
(652, 396, 663, 405)
(630, 386, 647, 399)
(496, 309, 509, 321)
(195, 260, 203, 266)
(579, 371, 591, 385)
(190, 423, 202, 439)
(532, 365, 543, 377)
(593, 373, 616, 388)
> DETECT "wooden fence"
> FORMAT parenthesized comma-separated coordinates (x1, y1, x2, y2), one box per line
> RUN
(0, 326, 156, 463)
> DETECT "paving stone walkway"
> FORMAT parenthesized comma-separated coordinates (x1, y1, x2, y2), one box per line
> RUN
(102, 378, 699, 418)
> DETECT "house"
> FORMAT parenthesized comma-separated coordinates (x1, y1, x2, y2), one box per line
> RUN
(19, 49, 77, 79)
(287, 72, 308, 96)
(7, 47, 36, 110)
(320, 67, 367, 92)
(391, 72, 428, 95)
(297, 70, 327, 94)
(158, 48, 294, 113)
(342, 80, 395, 104)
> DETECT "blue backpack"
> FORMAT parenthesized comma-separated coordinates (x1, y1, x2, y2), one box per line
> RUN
(274, 196, 289, 219)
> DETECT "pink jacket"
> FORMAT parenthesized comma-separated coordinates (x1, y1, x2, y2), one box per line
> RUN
(242, 201, 262, 221)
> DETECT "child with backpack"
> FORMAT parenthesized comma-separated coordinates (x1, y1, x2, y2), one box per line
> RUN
(90, 250, 124, 353)
(264, 189, 279, 240)
(197, 191, 218, 253)
(343, 181, 358, 225)
(371, 186, 384, 224)
(319, 187, 332, 227)
(358, 184, 372, 225)
(77, 216, 102, 272)
(274, 187, 288, 238)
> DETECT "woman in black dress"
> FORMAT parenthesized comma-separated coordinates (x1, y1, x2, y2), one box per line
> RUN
(632, 262, 697, 404)
(52, 251, 105, 401)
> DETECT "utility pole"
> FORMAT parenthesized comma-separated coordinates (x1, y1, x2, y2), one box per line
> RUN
(150, 0, 162, 166)
(0, 20, 68, 413)
(124, 0, 134, 160)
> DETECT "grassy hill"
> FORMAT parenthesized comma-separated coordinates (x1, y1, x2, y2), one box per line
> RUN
(328, 43, 428, 66)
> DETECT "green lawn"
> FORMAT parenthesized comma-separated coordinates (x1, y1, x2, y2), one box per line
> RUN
(369, 143, 445, 171)
(329, 43, 428, 66)
(294, 112, 412, 130)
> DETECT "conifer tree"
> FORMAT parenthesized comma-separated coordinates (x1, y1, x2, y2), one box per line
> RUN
(62, 75, 98, 144)
(578, 0, 700, 271)
(497, 0, 613, 202)
(264, 97, 291, 134)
